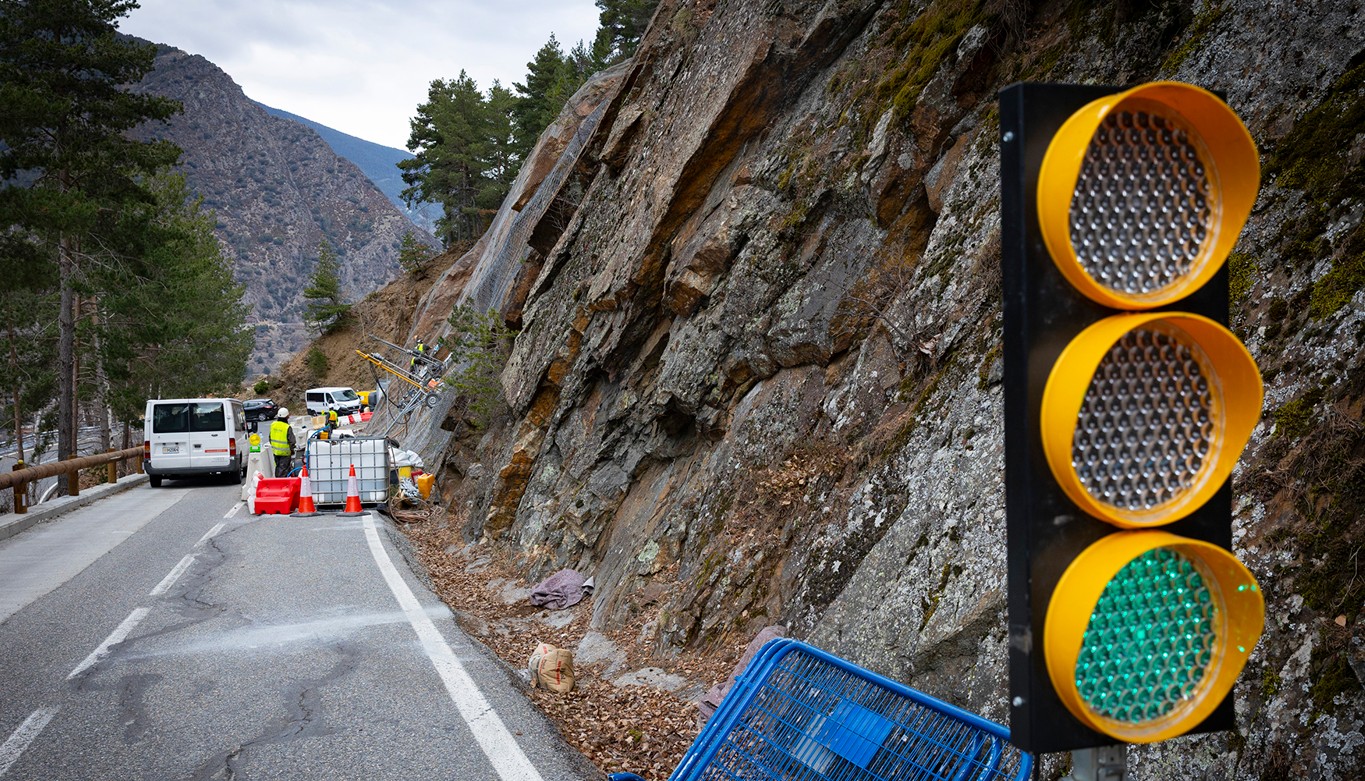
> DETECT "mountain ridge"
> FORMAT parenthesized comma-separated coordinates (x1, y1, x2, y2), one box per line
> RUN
(130, 41, 434, 373)
(257, 103, 440, 235)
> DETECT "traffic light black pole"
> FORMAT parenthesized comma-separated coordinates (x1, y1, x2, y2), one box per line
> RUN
(998, 82, 1236, 754)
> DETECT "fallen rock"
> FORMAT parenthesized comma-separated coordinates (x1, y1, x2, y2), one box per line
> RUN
(612, 667, 690, 692)
(576, 631, 628, 677)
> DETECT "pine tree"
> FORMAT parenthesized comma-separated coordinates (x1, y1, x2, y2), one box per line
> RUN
(443, 304, 509, 428)
(302, 240, 351, 333)
(481, 81, 519, 211)
(511, 35, 572, 161)
(398, 230, 434, 276)
(400, 71, 493, 244)
(0, 227, 58, 471)
(0, 0, 181, 464)
(592, 0, 660, 65)
(97, 174, 252, 418)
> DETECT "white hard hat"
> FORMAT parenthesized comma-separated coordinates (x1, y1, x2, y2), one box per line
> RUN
(277, 408, 289, 419)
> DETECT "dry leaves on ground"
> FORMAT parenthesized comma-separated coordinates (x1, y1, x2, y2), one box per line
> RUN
(395, 505, 743, 779)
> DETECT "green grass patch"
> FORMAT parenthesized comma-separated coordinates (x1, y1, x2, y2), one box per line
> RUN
(862, 0, 989, 128)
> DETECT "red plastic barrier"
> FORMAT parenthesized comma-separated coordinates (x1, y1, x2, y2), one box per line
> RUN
(255, 477, 301, 515)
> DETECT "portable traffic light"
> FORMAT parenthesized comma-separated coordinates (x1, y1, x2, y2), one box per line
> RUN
(1000, 82, 1265, 752)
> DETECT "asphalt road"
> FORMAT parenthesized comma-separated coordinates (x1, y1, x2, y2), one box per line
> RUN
(0, 478, 597, 781)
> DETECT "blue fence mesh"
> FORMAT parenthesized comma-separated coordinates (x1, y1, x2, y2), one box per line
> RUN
(671, 640, 1031, 781)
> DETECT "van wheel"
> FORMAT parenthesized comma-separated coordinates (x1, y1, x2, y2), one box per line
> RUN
(149, 475, 162, 488)
(236, 463, 245, 484)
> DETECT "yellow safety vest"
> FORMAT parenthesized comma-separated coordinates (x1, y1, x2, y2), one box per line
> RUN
(269, 420, 292, 456)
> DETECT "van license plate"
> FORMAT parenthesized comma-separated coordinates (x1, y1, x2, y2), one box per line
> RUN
(163, 444, 180, 454)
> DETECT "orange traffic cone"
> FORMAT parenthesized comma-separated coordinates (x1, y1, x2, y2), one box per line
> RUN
(338, 463, 366, 516)
(292, 464, 320, 517)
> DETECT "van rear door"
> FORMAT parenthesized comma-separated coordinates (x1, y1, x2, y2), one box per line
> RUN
(149, 402, 194, 471)
(191, 401, 232, 470)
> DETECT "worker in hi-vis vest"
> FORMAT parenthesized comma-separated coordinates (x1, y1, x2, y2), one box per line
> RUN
(410, 338, 426, 373)
(269, 407, 296, 476)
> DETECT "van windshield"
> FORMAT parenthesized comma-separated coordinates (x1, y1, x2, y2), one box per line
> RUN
(152, 402, 226, 433)
(336, 389, 360, 402)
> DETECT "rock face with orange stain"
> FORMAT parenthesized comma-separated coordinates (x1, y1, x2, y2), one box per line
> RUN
(389, 2, 1365, 777)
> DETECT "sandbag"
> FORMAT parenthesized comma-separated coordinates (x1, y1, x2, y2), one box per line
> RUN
(528, 642, 576, 693)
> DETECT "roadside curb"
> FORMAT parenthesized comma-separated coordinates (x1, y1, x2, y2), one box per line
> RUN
(0, 473, 149, 542)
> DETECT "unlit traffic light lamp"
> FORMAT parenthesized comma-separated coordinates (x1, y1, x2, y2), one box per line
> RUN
(1041, 311, 1262, 528)
(1036, 82, 1261, 310)
(1000, 81, 1266, 754)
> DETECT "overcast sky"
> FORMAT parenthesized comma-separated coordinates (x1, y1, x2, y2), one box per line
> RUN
(119, 0, 601, 151)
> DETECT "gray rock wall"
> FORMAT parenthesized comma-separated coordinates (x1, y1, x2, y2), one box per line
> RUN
(409, 1, 1365, 777)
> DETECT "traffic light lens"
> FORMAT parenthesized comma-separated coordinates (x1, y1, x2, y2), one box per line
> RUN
(1041, 312, 1263, 527)
(1071, 106, 1212, 300)
(1073, 547, 1214, 724)
(1044, 531, 1266, 743)
(1072, 325, 1213, 514)
(1036, 81, 1260, 309)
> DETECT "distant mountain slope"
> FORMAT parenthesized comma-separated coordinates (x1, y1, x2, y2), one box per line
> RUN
(129, 42, 435, 374)
(258, 104, 440, 234)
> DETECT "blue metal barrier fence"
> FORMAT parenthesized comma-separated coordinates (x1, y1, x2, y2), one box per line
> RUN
(668, 639, 1032, 781)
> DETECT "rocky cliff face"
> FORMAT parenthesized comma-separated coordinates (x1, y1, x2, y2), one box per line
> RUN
(132, 43, 427, 373)
(398, 1, 1364, 777)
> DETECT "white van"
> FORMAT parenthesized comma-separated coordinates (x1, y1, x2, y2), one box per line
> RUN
(305, 386, 363, 417)
(143, 398, 248, 487)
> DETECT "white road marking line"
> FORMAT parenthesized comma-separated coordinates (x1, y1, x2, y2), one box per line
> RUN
(197, 522, 226, 546)
(68, 607, 149, 679)
(361, 515, 544, 781)
(149, 554, 197, 597)
(0, 707, 58, 778)
(224, 502, 243, 519)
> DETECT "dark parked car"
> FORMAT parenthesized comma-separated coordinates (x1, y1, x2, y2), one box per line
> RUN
(243, 398, 279, 424)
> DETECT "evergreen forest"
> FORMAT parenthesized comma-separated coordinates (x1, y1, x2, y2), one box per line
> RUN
(400, 0, 659, 246)
(0, 0, 252, 482)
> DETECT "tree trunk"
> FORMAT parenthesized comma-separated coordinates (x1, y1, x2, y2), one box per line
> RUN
(120, 422, 131, 478)
(89, 298, 111, 452)
(7, 318, 23, 464)
(57, 236, 76, 486)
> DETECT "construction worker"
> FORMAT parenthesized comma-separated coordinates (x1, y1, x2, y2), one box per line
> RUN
(410, 337, 426, 375)
(269, 407, 296, 476)
(323, 408, 339, 438)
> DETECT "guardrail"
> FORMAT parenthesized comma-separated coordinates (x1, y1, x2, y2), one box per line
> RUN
(2, 447, 143, 514)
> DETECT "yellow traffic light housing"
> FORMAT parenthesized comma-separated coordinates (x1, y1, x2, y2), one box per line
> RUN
(1002, 81, 1265, 754)
(1040, 312, 1263, 528)
(1036, 82, 1260, 310)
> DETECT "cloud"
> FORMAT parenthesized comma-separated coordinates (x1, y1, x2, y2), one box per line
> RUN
(119, 0, 600, 149)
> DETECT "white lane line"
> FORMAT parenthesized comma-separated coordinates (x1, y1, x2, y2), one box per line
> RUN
(361, 515, 544, 781)
(149, 554, 197, 597)
(68, 607, 149, 679)
(197, 522, 226, 546)
(0, 707, 58, 778)
(224, 502, 243, 519)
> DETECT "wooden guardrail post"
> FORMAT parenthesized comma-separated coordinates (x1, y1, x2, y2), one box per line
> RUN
(106, 449, 117, 484)
(12, 461, 25, 514)
(66, 454, 80, 497)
